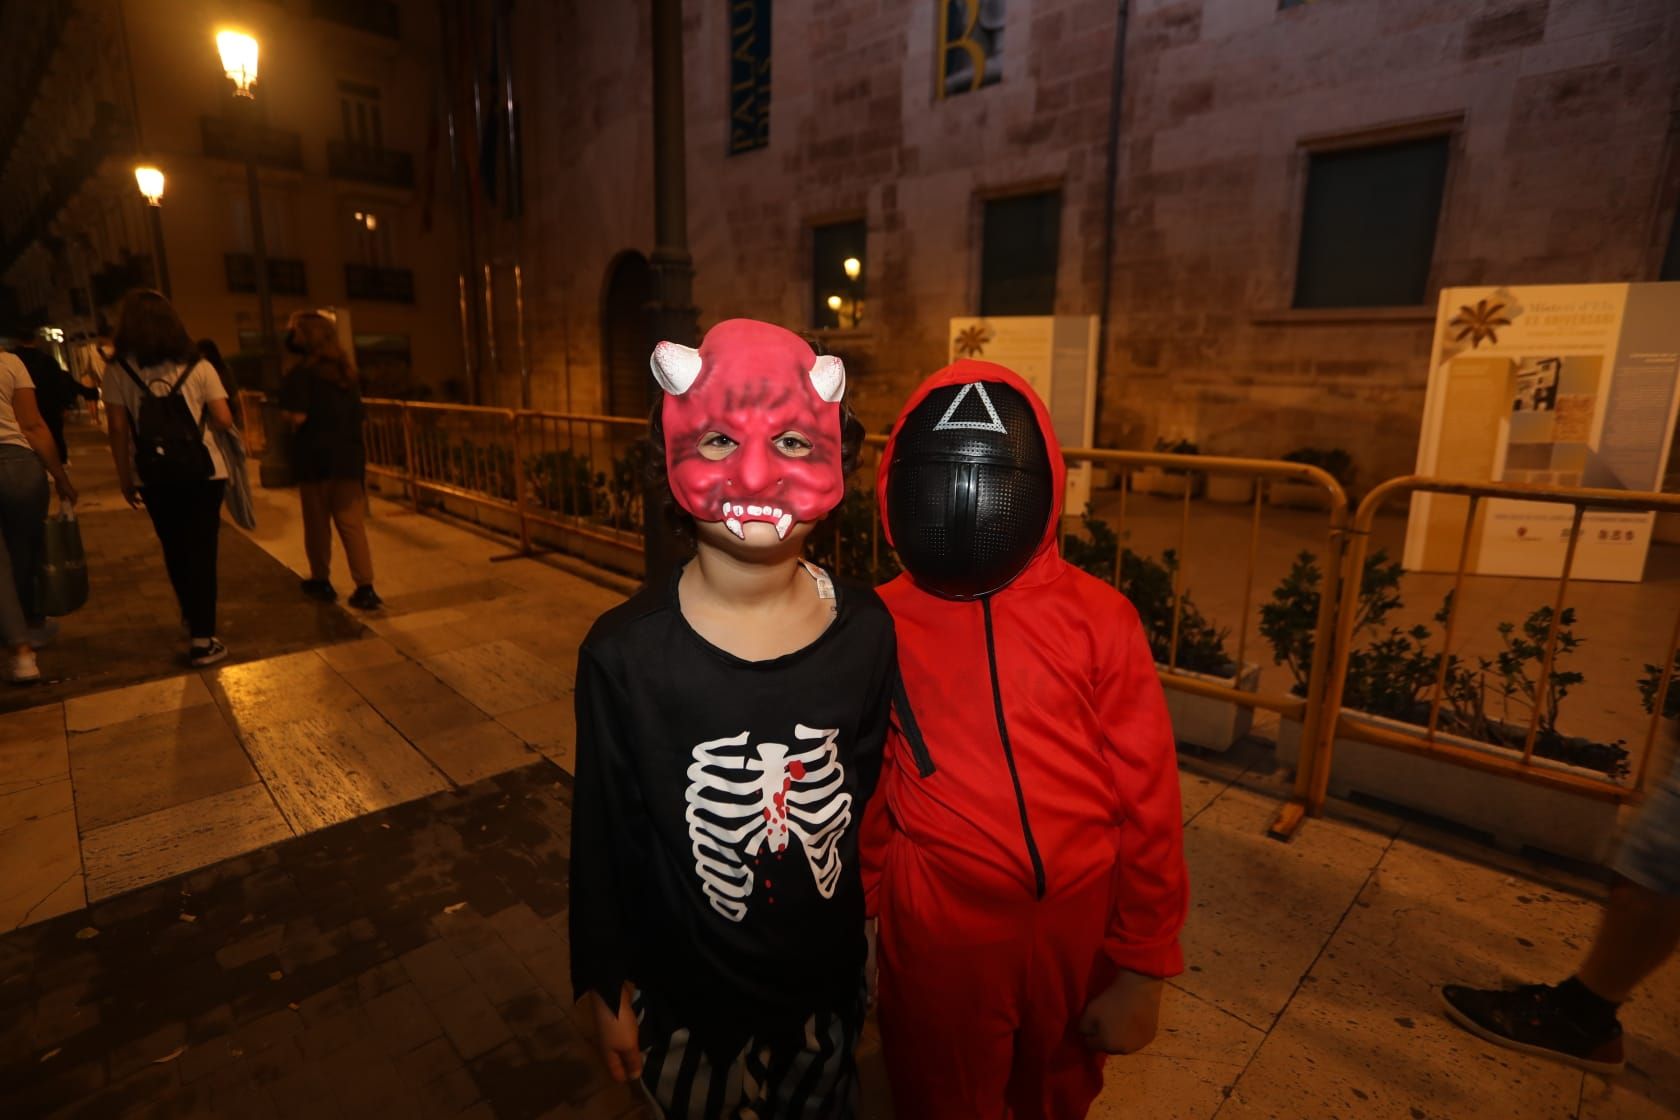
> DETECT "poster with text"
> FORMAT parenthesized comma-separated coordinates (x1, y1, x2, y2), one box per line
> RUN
(948, 316, 1098, 516)
(1404, 283, 1680, 582)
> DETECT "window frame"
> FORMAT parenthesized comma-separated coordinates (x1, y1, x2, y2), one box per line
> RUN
(808, 216, 868, 334)
(1278, 115, 1462, 318)
(341, 201, 396, 269)
(337, 78, 385, 150)
(975, 183, 1063, 318)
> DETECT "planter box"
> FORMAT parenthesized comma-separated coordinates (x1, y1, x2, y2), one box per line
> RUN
(1276, 712, 1622, 864)
(1132, 467, 1203, 499)
(1267, 480, 1332, 510)
(1162, 663, 1260, 751)
(1204, 475, 1254, 504)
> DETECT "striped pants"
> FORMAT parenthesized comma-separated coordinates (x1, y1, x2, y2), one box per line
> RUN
(633, 990, 860, 1120)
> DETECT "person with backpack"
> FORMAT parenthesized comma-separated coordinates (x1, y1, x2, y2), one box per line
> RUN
(102, 290, 236, 667)
(279, 310, 382, 610)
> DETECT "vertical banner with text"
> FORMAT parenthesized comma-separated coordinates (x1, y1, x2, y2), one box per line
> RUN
(728, 0, 771, 154)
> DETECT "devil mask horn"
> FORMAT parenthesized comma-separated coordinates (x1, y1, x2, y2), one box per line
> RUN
(650, 341, 703, 395)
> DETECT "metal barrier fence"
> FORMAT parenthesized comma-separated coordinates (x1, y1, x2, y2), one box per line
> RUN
(345, 400, 1351, 812)
(1275, 477, 1680, 841)
(355, 400, 650, 566)
(237, 393, 1680, 850)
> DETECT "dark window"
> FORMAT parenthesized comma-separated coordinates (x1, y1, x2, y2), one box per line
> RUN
(345, 207, 393, 267)
(811, 221, 866, 330)
(980, 192, 1060, 316)
(1661, 210, 1680, 281)
(312, 0, 400, 39)
(1293, 135, 1449, 309)
(338, 81, 384, 149)
(354, 332, 414, 393)
(602, 252, 654, 417)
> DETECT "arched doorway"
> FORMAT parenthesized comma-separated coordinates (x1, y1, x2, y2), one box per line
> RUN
(601, 251, 654, 418)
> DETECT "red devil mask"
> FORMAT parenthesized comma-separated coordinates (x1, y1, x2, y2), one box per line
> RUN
(653, 319, 846, 539)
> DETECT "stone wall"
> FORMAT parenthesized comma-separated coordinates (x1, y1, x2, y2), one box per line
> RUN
(507, 0, 1680, 485)
(1107, 0, 1680, 486)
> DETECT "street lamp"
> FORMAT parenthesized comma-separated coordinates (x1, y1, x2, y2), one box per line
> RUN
(217, 30, 259, 96)
(841, 256, 863, 328)
(133, 165, 171, 299)
(217, 28, 284, 483)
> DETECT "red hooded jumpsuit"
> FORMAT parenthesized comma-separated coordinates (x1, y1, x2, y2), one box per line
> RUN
(862, 361, 1189, 1119)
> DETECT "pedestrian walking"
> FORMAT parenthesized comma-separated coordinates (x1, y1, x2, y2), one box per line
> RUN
(0, 351, 78, 683)
(196, 338, 242, 429)
(279, 310, 382, 610)
(9, 329, 99, 465)
(102, 289, 235, 668)
(1441, 731, 1680, 1074)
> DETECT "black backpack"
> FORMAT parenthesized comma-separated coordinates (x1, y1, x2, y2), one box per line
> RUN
(119, 358, 213, 486)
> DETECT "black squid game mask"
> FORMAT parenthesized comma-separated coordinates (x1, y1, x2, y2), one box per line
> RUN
(885, 381, 1053, 599)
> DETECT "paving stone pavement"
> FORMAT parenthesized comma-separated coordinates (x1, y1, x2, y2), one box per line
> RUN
(5, 418, 1680, 1117)
(0, 763, 649, 1120)
(2, 426, 366, 715)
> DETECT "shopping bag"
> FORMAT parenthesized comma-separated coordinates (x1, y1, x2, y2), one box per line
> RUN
(217, 428, 257, 530)
(38, 508, 89, 617)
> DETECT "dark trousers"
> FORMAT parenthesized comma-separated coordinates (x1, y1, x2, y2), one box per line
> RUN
(142, 480, 226, 640)
(0, 446, 49, 643)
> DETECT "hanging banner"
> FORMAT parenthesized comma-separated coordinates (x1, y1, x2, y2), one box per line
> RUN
(1405, 282, 1680, 583)
(728, 0, 771, 154)
(936, 0, 1005, 98)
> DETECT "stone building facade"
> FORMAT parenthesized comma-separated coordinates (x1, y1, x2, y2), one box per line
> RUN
(498, 0, 1680, 487)
(0, 0, 463, 395)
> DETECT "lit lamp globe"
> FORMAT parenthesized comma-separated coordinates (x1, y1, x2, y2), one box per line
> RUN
(842, 257, 861, 281)
(826, 295, 843, 312)
(217, 30, 259, 96)
(134, 166, 165, 206)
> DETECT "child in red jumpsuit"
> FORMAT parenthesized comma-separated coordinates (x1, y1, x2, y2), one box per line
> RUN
(862, 360, 1189, 1119)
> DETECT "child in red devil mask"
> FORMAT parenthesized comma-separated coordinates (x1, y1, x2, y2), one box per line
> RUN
(568, 319, 895, 1120)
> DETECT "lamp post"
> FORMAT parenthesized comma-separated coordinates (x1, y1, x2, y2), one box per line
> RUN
(216, 31, 275, 383)
(134, 165, 171, 299)
(218, 29, 287, 485)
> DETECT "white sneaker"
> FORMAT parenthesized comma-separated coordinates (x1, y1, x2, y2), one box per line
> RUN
(8, 649, 40, 684)
(189, 639, 228, 668)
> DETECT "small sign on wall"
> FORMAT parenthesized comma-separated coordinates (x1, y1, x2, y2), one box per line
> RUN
(728, 0, 771, 154)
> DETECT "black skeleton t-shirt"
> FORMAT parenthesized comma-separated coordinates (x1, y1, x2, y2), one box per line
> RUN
(568, 565, 894, 1045)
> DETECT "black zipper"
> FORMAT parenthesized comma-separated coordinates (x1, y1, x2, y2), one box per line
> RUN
(982, 597, 1047, 900)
